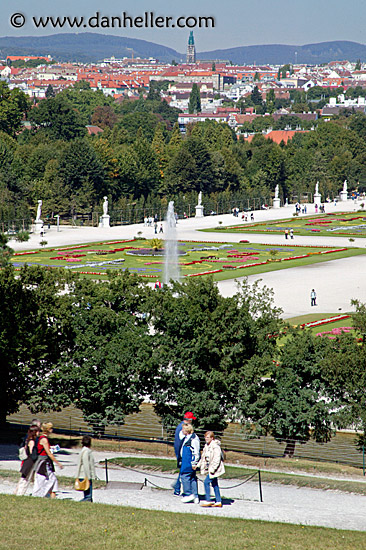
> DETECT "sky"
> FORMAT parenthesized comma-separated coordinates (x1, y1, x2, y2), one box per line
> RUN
(2, 0, 366, 53)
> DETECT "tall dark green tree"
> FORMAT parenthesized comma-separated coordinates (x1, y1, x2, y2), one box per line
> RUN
(0, 265, 71, 425)
(28, 95, 86, 141)
(188, 83, 201, 114)
(238, 330, 334, 456)
(147, 277, 282, 432)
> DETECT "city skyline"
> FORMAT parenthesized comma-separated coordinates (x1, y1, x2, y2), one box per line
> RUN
(2, 0, 366, 53)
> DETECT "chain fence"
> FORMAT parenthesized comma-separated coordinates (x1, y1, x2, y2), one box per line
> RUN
(7, 404, 365, 472)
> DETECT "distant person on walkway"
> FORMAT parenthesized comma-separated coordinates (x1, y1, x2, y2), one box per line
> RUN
(197, 431, 225, 508)
(154, 222, 158, 234)
(76, 435, 96, 502)
(285, 229, 289, 240)
(179, 423, 200, 504)
(32, 422, 63, 498)
(290, 228, 294, 239)
(311, 289, 317, 307)
(250, 213, 254, 221)
(159, 223, 163, 233)
(15, 425, 40, 496)
(173, 412, 196, 496)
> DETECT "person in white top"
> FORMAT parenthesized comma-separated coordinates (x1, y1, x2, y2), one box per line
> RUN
(76, 435, 96, 502)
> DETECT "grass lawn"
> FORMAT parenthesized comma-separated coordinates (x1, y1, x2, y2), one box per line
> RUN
(10, 238, 366, 282)
(204, 211, 366, 238)
(0, 494, 365, 550)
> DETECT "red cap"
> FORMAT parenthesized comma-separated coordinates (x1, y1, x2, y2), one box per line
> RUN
(184, 411, 197, 420)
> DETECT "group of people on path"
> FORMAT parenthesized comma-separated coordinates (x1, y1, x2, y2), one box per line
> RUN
(173, 412, 225, 508)
(15, 419, 95, 502)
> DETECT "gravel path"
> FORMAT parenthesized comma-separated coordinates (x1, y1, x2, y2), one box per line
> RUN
(1, 448, 366, 531)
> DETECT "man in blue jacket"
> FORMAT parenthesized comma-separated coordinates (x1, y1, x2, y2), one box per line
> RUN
(179, 423, 200, 503)
(172, 411, 196, 496)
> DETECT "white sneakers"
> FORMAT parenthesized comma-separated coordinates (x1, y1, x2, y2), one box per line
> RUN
(181, 495, 195, 503)
(181, 495, 200, 504)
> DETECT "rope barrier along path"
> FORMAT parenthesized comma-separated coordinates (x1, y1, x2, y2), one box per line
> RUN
(109, 460, 263, 503)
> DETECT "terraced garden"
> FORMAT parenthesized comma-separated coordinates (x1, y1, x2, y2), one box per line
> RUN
(10, 238, 366, 282)
(205, 211, 366, 238)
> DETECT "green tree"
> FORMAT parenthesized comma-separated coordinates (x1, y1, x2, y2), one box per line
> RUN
(0, 82, 29, 137)
(148, 278, 282, 432)
(0, 265, 71, 425)
(28, 95, 86, 141)
(188, 83, 201, 114)
(41, 271, 152, 431)
(0, 233, 13, 266)
(45, 84, 55, 99)
(239, 330, 334, 456)
(250, 86, 263, 107)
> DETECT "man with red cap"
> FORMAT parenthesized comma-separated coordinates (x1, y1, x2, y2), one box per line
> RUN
(172, 411, 197, 496)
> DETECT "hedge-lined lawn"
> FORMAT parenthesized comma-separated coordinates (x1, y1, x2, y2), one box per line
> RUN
(1, 495, 365, 550)
(205, 211, 366, 238)
(286, 313, 356, 338)
(10, 239, 366, 282)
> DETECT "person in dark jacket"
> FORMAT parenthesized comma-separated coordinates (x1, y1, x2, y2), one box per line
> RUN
(180, 423, 200, 504)
(172, 411, 196, 496)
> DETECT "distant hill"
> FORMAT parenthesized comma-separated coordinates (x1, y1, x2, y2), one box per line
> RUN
(198, 41, 366, 65)
(0, 33, 183, 63)
(0, 33, 366, 65)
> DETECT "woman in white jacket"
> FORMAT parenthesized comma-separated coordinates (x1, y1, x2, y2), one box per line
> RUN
(197, 431, 225, 507)
(76, 435, 96, 502)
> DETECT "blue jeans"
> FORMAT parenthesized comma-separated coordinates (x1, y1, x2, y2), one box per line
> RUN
(81, 480, 93, 502)
(204, 475, 221, 503)
(180, 472, 198, 498)
(173, 472, 181, 495)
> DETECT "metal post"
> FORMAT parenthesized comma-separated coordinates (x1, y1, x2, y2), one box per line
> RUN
(258, 470, 263, 502)
(105, 458, 109, 485)
(56, 215, 60, 232)
(363, 445, 365, 476)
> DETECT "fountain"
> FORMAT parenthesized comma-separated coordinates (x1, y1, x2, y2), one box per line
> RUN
(164, 201, 180, 285)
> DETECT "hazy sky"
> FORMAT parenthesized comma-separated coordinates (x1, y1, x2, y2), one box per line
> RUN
(2, 0, 366, 53)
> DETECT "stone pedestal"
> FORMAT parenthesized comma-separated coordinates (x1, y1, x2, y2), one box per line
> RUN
(272, 198, 280, 209)
(340, 191, 348, 202)
(284, 198, 289, 207)
(195, 205, 204, 218)
(99, 214, 110, 228)
(313, 192, 321, 205)
(34, 220, 43, 234)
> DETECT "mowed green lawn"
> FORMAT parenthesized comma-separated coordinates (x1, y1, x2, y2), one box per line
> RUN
(0, 495, 365, 550)
(10, 238, 366, 282)
(205, 211, 366, 238)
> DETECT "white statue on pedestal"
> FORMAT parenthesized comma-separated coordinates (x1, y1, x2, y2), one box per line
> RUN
(36, 200, 42, 222)
(103, 196, 108, 216)
(315, 182, 319, 195)
(274, 185, 279, 199)
(343, 180, 348, 193)
(195, 191, 204, 218)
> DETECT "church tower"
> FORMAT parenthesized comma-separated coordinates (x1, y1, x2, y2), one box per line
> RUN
(186, 31, 196, 63)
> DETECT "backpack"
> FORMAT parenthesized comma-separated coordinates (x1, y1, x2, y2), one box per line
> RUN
(220, 448, 226, 463)
(30, 437, 40, 461)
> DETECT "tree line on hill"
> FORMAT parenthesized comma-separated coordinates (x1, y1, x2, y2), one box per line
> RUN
(2, 80, 366, 223)
(1, 261, 366, 453)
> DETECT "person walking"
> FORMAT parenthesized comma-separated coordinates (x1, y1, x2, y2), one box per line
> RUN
(76, 435, 96, 502)
(32, 422, 63, 498)
(197, 431, 225, 508)
(290, 228, 294, 239)
(15, 425, 40, 495)
(285, 229, 289, 240)
(311, 289, 317, 307)
(179, 424, 200, 504)
(173, 412, 196, 496)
